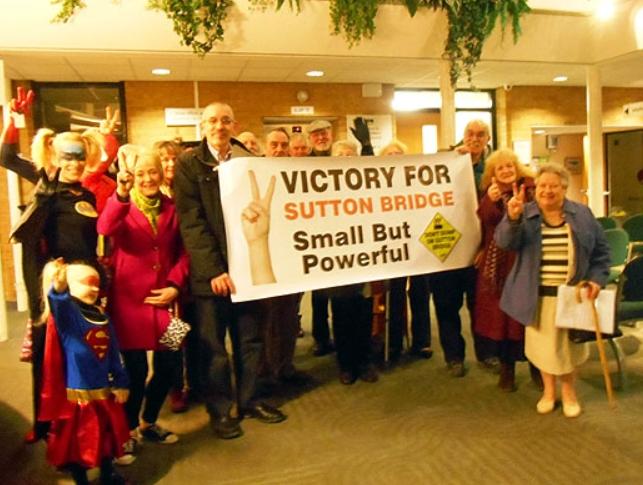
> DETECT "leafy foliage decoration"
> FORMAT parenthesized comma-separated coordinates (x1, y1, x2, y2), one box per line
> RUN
(53, 0, 531, 84)
(51, 0, 86, 22)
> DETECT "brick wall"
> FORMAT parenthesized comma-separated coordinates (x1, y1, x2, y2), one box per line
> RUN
(125, 81, 396, 147)
(1, 81, 642, 300)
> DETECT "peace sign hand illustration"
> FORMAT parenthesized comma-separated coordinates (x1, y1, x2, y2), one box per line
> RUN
(242, 170, 276, 243)
(241, 170, 277, 286)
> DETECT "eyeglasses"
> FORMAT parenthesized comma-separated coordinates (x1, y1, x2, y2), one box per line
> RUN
(204, 117, 234, 127)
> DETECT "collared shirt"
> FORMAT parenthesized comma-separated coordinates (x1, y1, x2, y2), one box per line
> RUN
(207, 142, 232, 164)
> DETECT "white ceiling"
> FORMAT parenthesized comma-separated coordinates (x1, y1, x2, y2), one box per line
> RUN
(0, 0, 641, 89)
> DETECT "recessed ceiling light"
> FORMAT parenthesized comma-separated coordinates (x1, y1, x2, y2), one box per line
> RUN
(306, 70, 324, 77)
(595, 0, 615, 21)
(534, 129, 546, 135)
(553, 75, 568, 82)
(152, 68, 171, 76)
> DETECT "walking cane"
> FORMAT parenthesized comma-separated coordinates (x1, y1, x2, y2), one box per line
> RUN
(577, 282, 616, 408)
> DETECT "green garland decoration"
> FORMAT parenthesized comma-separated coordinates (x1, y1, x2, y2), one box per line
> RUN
(52, 0, 232, 56)
(51, 0, 86, 22)
(52, 0, 531, 84)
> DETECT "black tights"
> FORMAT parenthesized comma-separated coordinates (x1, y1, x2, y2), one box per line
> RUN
(67, 458, 121, 484)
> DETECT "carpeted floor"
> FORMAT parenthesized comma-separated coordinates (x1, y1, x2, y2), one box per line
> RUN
(2, 295, 643, 485)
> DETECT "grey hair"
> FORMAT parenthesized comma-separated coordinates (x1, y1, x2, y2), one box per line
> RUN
(536, 162, 570, 188)
(331, 140, 358, 156)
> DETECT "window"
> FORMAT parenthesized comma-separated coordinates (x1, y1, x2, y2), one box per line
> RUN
(392, 89, 493, 111)
(33, 82, 126, 142)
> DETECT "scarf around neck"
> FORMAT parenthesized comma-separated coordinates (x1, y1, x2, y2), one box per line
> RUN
(131, 187, 161, 233)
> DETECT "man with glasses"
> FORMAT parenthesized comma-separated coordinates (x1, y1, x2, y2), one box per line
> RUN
(174, 102, 286, 440)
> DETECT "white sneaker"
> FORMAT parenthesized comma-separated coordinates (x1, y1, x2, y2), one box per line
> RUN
(562, 401, 582, 418)
(114, 437, 138, 466)
(536, 397, 555, 414)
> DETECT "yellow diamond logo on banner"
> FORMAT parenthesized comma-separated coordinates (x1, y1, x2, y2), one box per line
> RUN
(419, 212, 461, 262)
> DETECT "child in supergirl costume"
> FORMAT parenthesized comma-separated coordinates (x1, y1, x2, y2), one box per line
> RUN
(39, 260, 130, 485)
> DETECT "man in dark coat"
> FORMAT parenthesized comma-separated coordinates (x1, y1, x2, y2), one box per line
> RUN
(173, 102, 286, 439)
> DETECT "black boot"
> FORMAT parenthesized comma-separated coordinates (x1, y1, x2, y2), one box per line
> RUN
(498, 362, 517, 392)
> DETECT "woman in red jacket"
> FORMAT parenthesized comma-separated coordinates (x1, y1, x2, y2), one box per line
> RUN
(473, 149, 535, 392)
(98, 149, 189, 463)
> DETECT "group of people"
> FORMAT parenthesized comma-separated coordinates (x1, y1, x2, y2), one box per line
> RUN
(1, 89, 611, 484)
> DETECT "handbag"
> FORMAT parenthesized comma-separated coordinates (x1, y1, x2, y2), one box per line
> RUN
(158, 302, 191, 351)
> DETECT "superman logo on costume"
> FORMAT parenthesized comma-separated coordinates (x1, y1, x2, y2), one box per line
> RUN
(85, 328, 110, 360)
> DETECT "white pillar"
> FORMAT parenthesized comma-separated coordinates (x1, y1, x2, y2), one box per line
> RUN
(193, 81, 201, 140)
(439, 60, 455, 150)
(586, 65, 605, 215)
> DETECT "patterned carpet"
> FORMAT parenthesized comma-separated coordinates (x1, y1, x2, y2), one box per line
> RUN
(2, 299, 643, 485)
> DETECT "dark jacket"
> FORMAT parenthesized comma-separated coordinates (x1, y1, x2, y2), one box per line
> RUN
(495, 199, 611, 326)
(173, 138, 253, 296)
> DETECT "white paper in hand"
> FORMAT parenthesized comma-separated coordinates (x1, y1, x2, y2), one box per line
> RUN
(555, 285, 616, 334)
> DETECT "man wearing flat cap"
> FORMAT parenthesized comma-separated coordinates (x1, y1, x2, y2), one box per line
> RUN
(306, 119, 336, 356)
(307, 120, 333, 157)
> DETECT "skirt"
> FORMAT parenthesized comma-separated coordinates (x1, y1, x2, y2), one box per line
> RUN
(525, 295, 588, 375)
(46, 398, 129, 469)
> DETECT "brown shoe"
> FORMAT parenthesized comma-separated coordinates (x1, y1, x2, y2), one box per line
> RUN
(359, 365, 379, 383)
(498, 363, 517, 392)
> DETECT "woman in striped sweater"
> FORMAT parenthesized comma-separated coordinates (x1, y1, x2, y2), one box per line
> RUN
(495, 163, 610, 418)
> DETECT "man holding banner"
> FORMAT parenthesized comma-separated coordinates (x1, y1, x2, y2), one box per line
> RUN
(174, 102, 287, 440)
(218, 136, 483, 380)
(430, 119, 493, 377)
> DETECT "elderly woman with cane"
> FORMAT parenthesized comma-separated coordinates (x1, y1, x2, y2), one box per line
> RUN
(495, 163, 610, 418)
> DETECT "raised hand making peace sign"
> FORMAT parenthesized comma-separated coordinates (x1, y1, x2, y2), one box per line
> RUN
(99, 105, 120, 135)
(10, 87, 35, 116)
(506, 182, 526, 221)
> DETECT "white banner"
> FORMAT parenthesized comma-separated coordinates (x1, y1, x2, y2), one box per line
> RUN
(219, 152, 481, 302)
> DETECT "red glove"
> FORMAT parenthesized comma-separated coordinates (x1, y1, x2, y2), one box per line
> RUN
(10, 87, 35, 115)
(3, 87, 35, 144)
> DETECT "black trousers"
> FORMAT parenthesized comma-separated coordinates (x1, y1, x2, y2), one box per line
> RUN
(32, 323, 50, 438)
(430, 266, 486, 364)
(331, 295, 373, 374)
(388, 274, 432, 354)
(122, 349, 179, 430)
(311, 289, 332, 345)
(195, 297, 263, 418)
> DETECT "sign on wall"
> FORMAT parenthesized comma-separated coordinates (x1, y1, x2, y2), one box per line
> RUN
(219, 152, 480, 302)
(165, 108, 203, 126)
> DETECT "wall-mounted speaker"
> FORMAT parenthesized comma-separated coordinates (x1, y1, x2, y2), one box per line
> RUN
(362, 83, 382, 98)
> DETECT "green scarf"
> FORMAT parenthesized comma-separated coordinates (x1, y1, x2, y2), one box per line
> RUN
(131, 187, 161, 233)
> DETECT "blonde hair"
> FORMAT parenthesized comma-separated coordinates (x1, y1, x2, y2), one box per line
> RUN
(82, 128, 107, 171)
(53, 131, 100, 166)
(378, 139, 408, 156)
(331, 140, 358, 157)
(480, 148, 534, 191)
(153, 140, 182, 159)
(30, 128, 56, 171)
(133, 149, 164, 183)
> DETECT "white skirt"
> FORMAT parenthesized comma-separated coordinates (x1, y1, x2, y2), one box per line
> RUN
(525, 295, 588, 375)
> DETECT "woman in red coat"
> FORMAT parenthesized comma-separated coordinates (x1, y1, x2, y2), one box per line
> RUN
(473, 149, 534, 392)
(97, 149, 189, 463)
